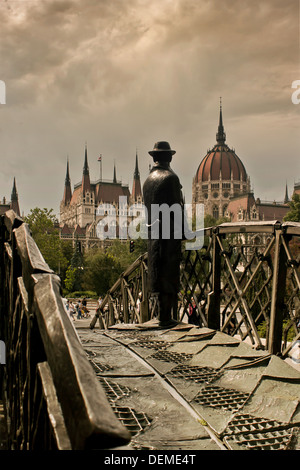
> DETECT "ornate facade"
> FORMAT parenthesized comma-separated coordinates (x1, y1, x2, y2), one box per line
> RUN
(192, 103, 289, 223)
(59, 146, 143, 250)
(192, 103, 251, 220)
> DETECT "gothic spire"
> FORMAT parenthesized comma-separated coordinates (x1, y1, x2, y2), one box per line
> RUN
(134, 149, 140, 179)
(10, 177, 20, 216)
(83, 143, 89, 175)
(284, 182, 289, 204)
(63, 158, 72, 204)
(216, 97, 226, 145)
(131, 150, 142, 202)
(113, 161, 117, 183)
(82, 143, 91, 194)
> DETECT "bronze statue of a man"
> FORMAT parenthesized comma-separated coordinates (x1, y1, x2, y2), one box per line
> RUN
(143, 141, 184, 327)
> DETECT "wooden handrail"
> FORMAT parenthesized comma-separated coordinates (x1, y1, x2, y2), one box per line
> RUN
(0, 210, 130, 450)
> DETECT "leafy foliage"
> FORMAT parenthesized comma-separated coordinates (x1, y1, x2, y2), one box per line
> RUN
(284, 193, 300, 222)
(106, 238, 147, 270)
(64, 239, 147, 296)
(82, 249, 122, 296)
(24, 207, 72, 276)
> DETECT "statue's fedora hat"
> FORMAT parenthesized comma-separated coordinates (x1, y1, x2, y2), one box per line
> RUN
(149, 141, 176, 157)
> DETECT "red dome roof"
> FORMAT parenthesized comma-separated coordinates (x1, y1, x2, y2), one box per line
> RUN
(195, 143, 248, 183)
(195, 103, 248, 183)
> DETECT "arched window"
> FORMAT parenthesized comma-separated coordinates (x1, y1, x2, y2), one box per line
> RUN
(251, 207, 257, 220)
(213, 205, 219, 220)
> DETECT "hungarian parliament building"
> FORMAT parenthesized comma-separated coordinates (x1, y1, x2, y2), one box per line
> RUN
(58, 105, 297, 250)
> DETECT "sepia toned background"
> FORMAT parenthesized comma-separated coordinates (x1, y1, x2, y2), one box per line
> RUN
(0, 0, 299, 215)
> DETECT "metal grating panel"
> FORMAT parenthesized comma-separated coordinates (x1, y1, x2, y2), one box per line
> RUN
(193, 385, 250, 412)
(150, 350, 193, 364)
(112, 405, 152, 436)
(85, 349, 97, 357)
(118, 331, 153, 340)
(98, 377, 131, 402)
(169, 365, 222, 384)
(95, 375, 153, 438)
(225, 429, 296, 450)
(223, 413, 298, 450)
(133, 339, 170, 350)
(89, 360, 114, 373)
(225, 413, 286, 434)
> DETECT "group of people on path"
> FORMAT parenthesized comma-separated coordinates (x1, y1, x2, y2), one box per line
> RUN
(65, 297, 90, 321)
(64, 293, 200, 325)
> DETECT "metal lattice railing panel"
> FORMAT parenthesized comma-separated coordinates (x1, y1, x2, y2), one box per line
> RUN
(91, 221, 300, 359)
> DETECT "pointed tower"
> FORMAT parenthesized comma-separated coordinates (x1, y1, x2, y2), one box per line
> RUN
(113, 161, 117, 184)
(131, 150, 142, 202)
(10, 177, 20, 216)
(82, 143, 91, 194)
(62, 158, 72, 205)
(284, 182, 289, 204)
(216, 97, 226, 145)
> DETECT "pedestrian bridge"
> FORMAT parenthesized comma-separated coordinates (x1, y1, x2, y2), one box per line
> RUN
(0, 210, 299, 450)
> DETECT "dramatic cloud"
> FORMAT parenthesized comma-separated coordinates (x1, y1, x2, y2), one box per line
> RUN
(0, 0, 298, 215)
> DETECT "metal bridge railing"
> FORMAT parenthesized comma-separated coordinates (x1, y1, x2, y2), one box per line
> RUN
(0, 210, 130, 450)
(91, 220, 300, 359)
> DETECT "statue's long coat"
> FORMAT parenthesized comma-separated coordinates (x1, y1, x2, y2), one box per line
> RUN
(143, 162, 183, 295)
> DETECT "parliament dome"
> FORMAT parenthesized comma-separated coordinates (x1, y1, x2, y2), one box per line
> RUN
(195, 144, 248, 183)
(195, 105, 248, 183)
(192, 102, 251, 220)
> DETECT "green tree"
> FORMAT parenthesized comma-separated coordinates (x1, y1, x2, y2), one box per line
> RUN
(25, 207, 58, 236)
(204, 214, 217, 227)
(69, 240, 85, 291)
(106, 238, 147, 271)
(64, 266, 77, 293)
(284, 193, 300, 222)
(82, 249, 122, 296)
(203, 214, 230, 227)
(24, 207, 72, 275)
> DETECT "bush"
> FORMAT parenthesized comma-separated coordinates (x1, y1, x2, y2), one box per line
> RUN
(82, 250, 122, 296)
(257, 319, 297, 342)
(64, 290, 98, 299)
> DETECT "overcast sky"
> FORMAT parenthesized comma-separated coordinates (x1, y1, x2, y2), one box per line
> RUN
(0, 0, 299, 217)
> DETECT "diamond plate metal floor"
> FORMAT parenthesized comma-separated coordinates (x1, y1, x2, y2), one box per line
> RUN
(76, 320, 300, 451)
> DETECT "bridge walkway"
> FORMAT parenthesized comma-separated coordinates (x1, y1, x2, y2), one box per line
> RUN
(75, 317, 300, 451)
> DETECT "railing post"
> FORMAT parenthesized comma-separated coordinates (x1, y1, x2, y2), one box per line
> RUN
(121, 278, 129, 323)
(0, 217, 5, 401)
(207, 228, 221, 330)
(140, 261, 149, 322)
(268, 226, 288, 355)
(108, 296, 115, 326)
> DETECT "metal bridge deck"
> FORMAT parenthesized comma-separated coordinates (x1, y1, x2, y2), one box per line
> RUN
(75, 320, 300, 451)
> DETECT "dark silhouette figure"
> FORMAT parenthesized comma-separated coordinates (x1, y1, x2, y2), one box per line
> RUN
(143, 141, 184, 327)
